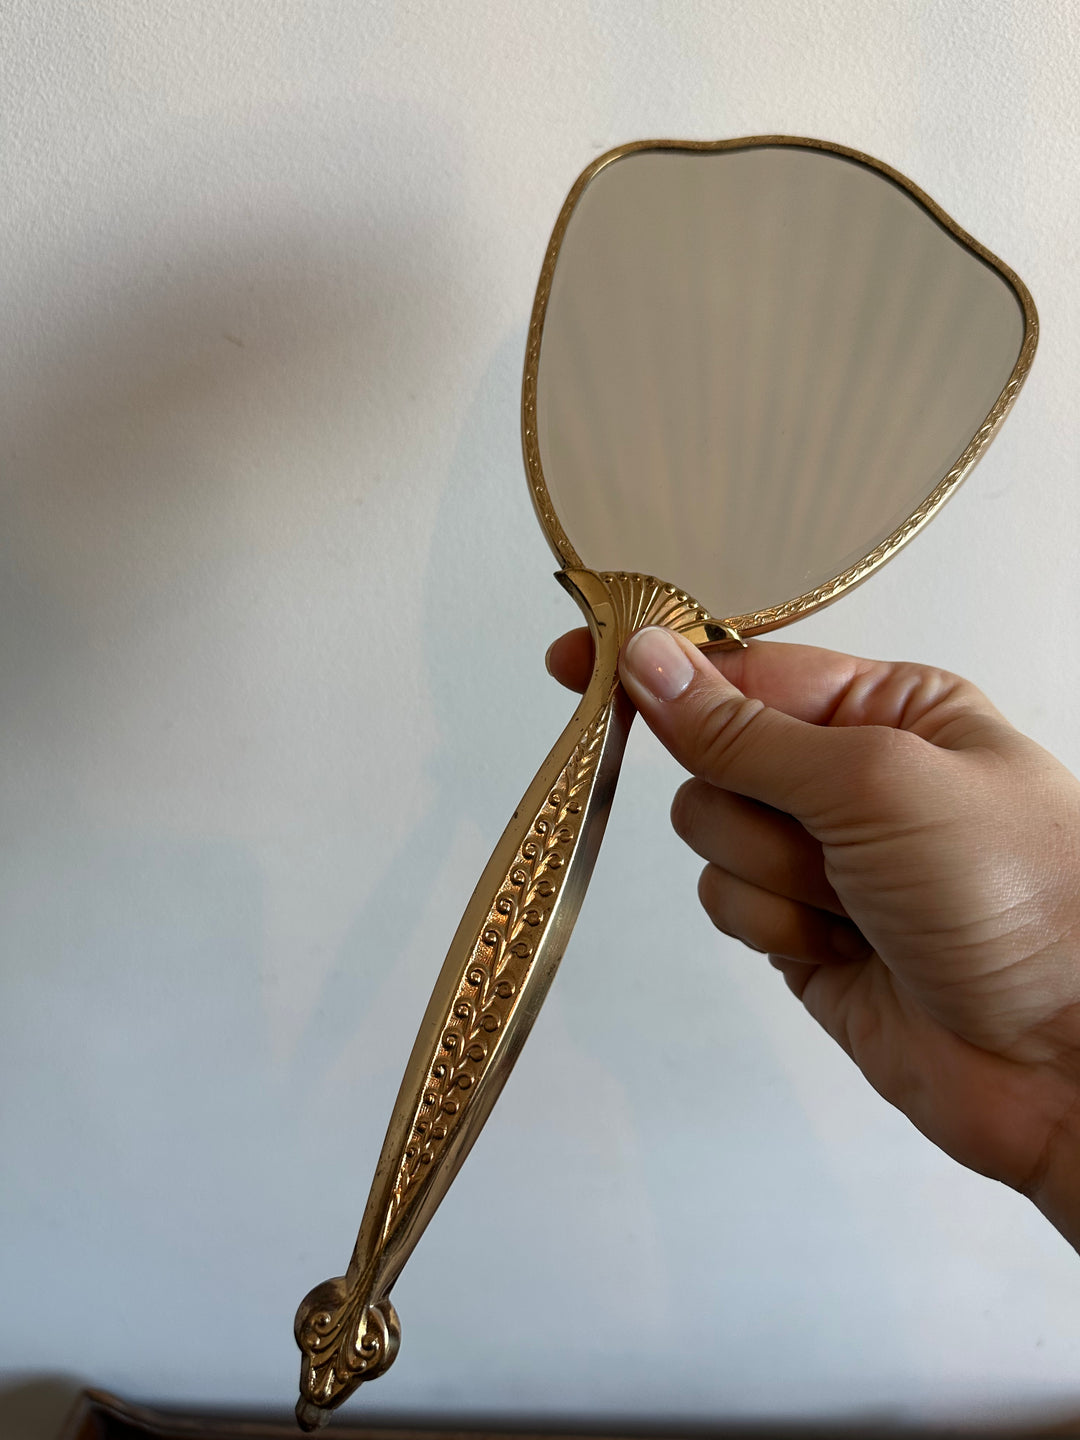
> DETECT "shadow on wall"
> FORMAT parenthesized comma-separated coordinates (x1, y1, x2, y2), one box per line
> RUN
(285, 325, 565, 1085)
(0, 161, 472, 1409)
(0, 198, 453, 699)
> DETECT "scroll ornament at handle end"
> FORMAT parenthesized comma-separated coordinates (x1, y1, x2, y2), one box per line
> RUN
(293, 570, 737, 1428)
(295, 1276, 399, 1431)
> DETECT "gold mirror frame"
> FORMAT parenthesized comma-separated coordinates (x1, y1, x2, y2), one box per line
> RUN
(292, 137, 1038, 1429)
(524, 135, 1038, 634)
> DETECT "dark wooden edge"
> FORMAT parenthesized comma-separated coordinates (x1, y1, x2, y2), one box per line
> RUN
(51, 1390, 912, 1440)
(51, 1389, 1080, 1440)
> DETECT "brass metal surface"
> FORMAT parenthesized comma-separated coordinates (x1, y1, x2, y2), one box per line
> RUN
(295, 571, 738, 1426)
(295, 138, 1036, 1426)
(522, 135, 1037, 633)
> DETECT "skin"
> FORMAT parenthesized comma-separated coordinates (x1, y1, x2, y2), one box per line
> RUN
(547, 625, 1080, 1250)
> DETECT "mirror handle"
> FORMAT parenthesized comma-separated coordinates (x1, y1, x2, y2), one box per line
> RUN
(294, 570, 735, 1428)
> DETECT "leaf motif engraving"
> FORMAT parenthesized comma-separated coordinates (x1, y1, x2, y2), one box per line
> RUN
(384, 702, 613, 1235)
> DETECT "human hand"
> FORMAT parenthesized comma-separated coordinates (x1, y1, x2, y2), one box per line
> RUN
(547, 626, 1080, 1249)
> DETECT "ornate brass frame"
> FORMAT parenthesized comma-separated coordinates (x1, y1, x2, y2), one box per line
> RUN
(293, 138, 1037, 1428)
(522, 135, 1038, 634)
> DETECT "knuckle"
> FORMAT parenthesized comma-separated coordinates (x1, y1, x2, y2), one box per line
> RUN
(894, 662, 988, 717)
(697, 863, 731, 927)
(698, 865, 762, 950)
(670, 778, 708, 841)
(694, 694, 766, 779)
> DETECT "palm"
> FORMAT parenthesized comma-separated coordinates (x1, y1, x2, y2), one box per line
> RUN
(788, 945, 1069, 1195)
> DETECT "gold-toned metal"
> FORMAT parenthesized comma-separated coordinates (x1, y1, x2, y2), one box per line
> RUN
(295, 568, 739, 1428)
(522, 135, 1038, 635)
(295, 137, 1036, 1427)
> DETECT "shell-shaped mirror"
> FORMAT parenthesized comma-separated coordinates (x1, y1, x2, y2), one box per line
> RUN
(293, 137, 1037, 1428)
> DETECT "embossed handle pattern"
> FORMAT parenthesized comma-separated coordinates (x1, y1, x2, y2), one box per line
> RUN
(294, 571, 735, 1428)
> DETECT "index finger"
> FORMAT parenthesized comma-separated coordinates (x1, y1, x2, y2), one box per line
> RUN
(549, 629, 1006, 740)
(709, 640, 1007, 739)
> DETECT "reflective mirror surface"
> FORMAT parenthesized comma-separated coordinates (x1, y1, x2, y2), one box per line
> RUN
(533, 143, 1031, 628)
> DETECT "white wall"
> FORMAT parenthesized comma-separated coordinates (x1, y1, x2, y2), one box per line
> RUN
(2, 0, 1079, 1432)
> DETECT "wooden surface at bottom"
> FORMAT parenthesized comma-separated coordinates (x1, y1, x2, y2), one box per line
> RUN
(39, 1389, 1080, 1440)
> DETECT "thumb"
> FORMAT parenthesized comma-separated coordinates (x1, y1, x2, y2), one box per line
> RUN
(619, 626, 856, 818)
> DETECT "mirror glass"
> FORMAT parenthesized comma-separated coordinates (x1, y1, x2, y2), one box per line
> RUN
(535, 145, 1027, 625)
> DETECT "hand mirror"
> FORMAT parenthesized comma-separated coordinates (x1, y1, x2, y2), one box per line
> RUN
(294, 136, 1037, 1426)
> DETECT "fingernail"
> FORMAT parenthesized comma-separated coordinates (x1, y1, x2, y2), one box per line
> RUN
(544, 641, 555, 677)
(622, 627, 695, 702)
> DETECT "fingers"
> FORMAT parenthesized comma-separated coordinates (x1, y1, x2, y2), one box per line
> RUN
(545, 628, 593, 693)
(672, 779, 845, 916)
(543, 626, 861, 711)
(551, 623, 1007, 839)
(618, 626, 856, 819)
(767, 954, 821, 1002)
(707, 639, 1007, 748)
(548, 625, 1008, 751)
(698, 865, 871, 966)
